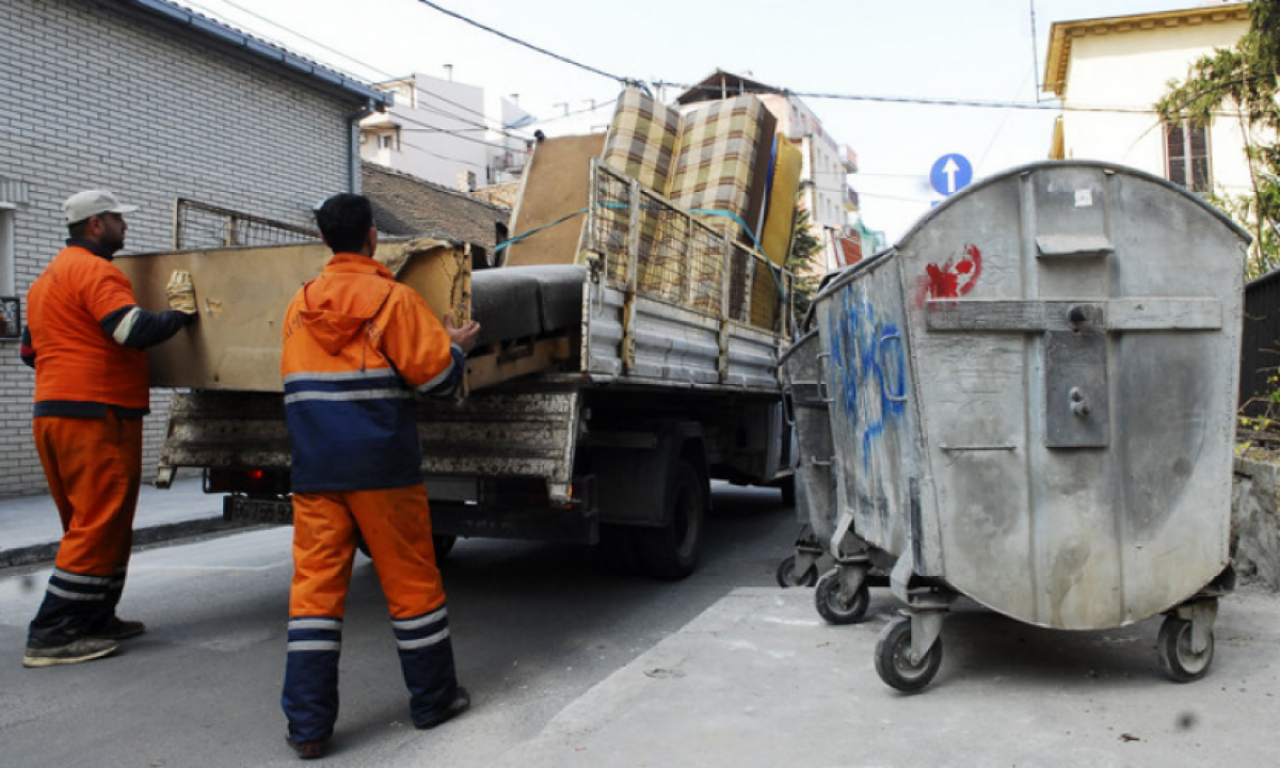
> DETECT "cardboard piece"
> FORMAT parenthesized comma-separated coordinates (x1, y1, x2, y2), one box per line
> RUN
(116, 238, 469, 392)
(503, 134, 607, 267)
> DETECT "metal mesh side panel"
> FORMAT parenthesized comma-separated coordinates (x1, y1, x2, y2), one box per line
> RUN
(174, 198, 318, 250)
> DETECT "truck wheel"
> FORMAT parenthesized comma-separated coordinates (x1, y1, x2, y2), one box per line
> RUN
(636, 460, 705, 580)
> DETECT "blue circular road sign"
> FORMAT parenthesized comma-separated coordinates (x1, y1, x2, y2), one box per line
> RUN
(930, 154, 973, 196)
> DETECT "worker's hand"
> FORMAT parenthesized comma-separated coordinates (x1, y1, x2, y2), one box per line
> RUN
(444, 314, 481, 355)
(165, 270, 198, 319)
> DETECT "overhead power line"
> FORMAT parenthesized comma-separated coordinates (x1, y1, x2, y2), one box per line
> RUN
(414, 0, 630, 85)
(183, 0, 578, 135)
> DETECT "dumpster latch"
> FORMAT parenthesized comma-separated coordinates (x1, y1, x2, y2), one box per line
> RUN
(1046, 303, 1109, 449)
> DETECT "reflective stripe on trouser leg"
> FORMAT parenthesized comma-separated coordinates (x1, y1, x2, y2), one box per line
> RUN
(343, 486, 458, 723)
(29, 414, 141, 644)
(27, 567, 115, 645)
(283, 492, 358, 742)
(281, 617, 343, 744)
(392, 606, 459, 724)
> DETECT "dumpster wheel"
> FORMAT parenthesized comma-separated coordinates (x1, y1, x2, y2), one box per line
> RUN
(875, 616, 943, 693)
(776, 555, 818, 588)
(815, 570, 869, 625)
(1157, 615, 1214, 682)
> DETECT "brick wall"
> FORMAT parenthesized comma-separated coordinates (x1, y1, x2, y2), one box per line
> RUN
(0, 0, 362, 498)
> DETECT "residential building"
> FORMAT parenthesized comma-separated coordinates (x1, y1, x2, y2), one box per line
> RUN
(674, 71, 864, 274)
(0, 0, 389, 497)
(361, 162, 510, 266)
(1043, 3, 1252, 200)
(359, 72, 534, 192)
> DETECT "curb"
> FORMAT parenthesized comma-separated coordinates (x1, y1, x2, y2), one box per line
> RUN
(0, 516, 261, 570)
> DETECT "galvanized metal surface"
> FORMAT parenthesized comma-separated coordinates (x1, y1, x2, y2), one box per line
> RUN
(585, 284, 780, 391)
(811, 161, 1249, 630)
(780, 331, 839, 548)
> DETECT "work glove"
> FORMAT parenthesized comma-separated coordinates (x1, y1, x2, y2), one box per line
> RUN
(166, 269, 198, 320)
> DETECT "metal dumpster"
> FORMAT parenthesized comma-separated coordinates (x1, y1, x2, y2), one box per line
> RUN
(795, 160, 1249, 691)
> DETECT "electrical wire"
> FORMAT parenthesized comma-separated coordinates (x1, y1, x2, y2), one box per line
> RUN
(414, 0, 630, 85)
(180, 0, 586, 138)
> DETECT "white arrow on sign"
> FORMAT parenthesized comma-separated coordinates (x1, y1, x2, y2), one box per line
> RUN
(942, 157, 959, 194)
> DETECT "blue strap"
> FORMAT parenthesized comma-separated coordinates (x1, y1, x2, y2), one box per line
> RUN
(494, 207, 589, 253)
(690, 208, 762, 251)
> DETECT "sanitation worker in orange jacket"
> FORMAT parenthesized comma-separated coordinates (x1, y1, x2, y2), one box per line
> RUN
(21, 189, 197, 668)
(279, 193, 480, 760)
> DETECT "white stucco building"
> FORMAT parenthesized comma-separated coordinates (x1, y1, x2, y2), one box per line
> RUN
(360, 72, 534, 191)
(1043, 2, 1253, 201)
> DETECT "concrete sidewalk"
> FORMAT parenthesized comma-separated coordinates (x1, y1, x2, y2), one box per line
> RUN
(481, 586, 1280, 768)
(0, 477, 236, 568)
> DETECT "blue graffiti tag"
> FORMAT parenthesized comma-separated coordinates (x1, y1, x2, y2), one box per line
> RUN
(826, 287, 907, 469)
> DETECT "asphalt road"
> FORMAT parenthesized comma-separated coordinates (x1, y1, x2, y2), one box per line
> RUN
(0, 483, 800, 768)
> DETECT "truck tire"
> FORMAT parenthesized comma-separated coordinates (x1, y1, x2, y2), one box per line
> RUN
(636, 460, 705, 580)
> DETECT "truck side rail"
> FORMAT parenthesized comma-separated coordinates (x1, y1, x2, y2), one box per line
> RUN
(585, 160, 794, 340)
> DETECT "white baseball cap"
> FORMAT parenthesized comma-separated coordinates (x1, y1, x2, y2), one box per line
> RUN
(63, 189, 139, 224)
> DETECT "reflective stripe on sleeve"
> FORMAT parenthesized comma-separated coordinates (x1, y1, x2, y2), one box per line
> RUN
(110, 307, 141, 345)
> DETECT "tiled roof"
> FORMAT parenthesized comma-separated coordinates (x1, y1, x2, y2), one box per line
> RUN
(361, 163, 510, 252)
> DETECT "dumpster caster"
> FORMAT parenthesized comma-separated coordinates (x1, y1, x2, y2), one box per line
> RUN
(815, 569, 870, 625)
(875, 615, 943, 693)
(776, 555, 819, 587)
(1158, 600, 1217, 682)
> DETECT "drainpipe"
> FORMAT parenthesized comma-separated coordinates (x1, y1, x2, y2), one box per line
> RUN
(347, 96, 385, 193)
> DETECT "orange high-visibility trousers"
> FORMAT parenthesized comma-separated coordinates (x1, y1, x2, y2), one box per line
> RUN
(34, 413, 141, 575)
(28, 412, 142, 642)
(283, 485, 458, 742)
(289, 484, 446, 619)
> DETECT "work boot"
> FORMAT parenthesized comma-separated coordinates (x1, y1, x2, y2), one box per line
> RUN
(285, 735, 328, 760)
(413, 686, 471, 729)
(22, 636, 119, 668)
(90, 617, 147, 641)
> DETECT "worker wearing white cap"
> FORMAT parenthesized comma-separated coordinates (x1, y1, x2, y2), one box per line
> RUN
(20, 189, 198, 668)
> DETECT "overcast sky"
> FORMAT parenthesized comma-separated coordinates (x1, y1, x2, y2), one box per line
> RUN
(184, 0, 1213, 241)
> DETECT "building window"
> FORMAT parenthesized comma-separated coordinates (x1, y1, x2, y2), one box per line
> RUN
(1165, 120, 1210, 194)
(0, 207, 13, 295)
(378, 133, 396, 151)
(1, 207, 16, 339)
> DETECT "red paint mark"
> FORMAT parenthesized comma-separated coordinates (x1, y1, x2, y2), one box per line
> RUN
(914, 244, 983, 307)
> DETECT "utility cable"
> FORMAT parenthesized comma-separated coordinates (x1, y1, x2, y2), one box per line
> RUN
(414, 0, 630, 85)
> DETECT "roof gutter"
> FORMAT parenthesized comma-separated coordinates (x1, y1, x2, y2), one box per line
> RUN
(347, 98, 385, 193)
(120, 0, 391, 109)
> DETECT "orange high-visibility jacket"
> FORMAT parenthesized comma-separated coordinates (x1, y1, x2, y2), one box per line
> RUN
(26, 244, 148, 410)
(280, 253, 463, 492)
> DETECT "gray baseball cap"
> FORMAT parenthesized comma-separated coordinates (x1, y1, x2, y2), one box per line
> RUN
(63, 189, 139, 224)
